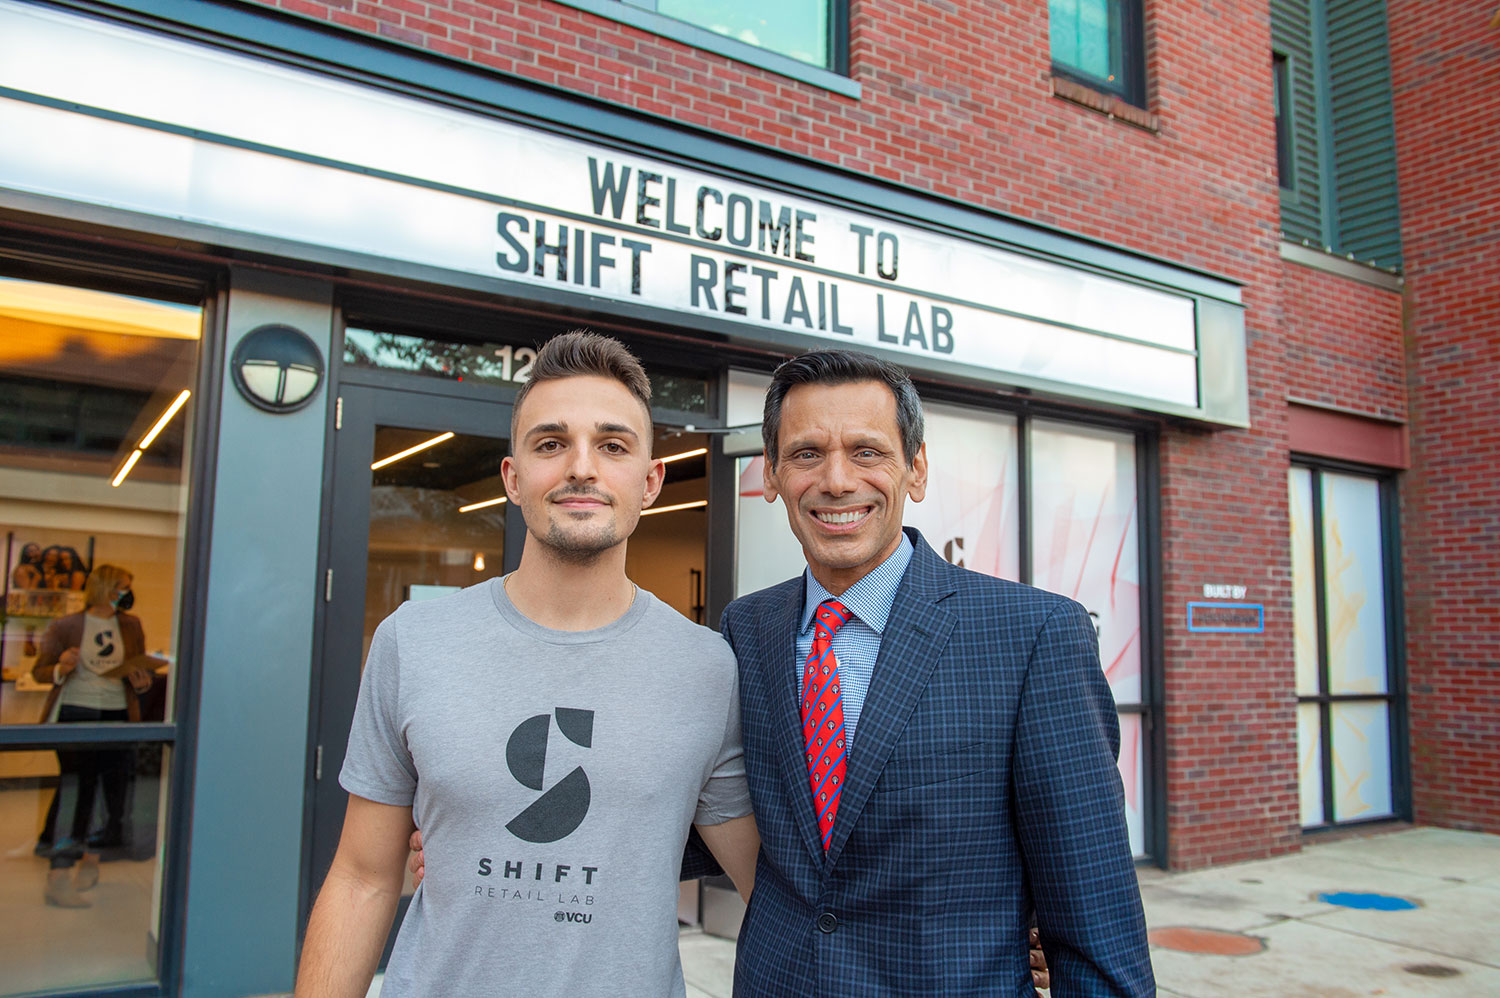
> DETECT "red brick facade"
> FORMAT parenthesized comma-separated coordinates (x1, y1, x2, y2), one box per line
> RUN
(1281, 262, 1405, 420)
(237, 0, 1494, 862)
(1388, 0, 1500, 833)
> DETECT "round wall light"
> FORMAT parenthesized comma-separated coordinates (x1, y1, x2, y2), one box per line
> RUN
(232, 324, 325, 413)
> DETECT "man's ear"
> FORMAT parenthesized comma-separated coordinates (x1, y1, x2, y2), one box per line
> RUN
(906, 442, 929, 503)
(500, 455, 519, 504)
(760, 452, 780, 504)
(642, 458, 665, 508)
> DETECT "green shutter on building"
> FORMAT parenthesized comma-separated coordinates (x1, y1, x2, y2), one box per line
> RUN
(1270, 0, 1402, 270)
(1326, 0, 1402, 268)
(1272, 0, 1324, 246)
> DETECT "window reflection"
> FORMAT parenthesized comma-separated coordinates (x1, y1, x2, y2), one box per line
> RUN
(344, 326, 710, 413)
(654, 0, 831, 68)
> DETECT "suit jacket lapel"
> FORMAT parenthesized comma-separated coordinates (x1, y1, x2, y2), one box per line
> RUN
(826, 539, 958, 866)
(758, 578, 829, 868)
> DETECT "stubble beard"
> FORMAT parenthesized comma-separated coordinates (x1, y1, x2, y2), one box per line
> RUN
(540, 517, 622, 564)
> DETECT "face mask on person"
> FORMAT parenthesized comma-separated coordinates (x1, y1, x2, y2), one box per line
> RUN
(113, 588, 134, 611)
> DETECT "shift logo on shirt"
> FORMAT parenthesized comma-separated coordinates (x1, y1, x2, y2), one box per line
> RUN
(505, 707, 594, 843)
(94, 629, 116, 659)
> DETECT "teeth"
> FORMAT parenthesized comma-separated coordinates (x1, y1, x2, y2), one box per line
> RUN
(817, 510, 864, 524)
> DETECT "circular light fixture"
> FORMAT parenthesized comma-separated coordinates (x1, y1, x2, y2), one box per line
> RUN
(231, 323, 325, 413)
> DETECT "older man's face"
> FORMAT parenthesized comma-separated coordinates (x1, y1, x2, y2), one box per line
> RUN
(764, 380, 927, 595)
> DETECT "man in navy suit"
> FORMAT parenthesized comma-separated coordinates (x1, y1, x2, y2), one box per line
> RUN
(722, 349, 1153, 996)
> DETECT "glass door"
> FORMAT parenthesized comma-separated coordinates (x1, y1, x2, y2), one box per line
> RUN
(306, 384, 520, 965)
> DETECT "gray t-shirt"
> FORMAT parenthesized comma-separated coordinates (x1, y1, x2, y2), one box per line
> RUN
(340, 577, 750, 998)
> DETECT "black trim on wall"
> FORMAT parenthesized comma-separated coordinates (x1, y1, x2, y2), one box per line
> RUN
(1138, 429, 1167, 866)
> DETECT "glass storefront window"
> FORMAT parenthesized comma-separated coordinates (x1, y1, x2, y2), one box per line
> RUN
(0, 743, 170, 994)
(364, 426, 509, 658)
(1027, 420, 1144, 856)
(904, 402, 1020, 582)
(0, 273, 199, 994)
(1, 277, 198, 726)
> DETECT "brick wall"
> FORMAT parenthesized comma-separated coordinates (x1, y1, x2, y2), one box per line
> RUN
(1387, 0, 1500, 833)
(243, 0, 1313, 867)
(1281, 262, 1405, 420)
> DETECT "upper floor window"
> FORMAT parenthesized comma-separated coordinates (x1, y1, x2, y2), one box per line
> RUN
(1049, 0, 1146, 107)
(557, 0, 854, 95)
(635, 0, 835, 69)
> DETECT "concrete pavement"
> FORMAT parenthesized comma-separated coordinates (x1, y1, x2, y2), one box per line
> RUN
(679, 826, 1500, 997)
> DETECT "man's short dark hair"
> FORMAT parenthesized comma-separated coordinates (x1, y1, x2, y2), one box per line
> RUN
(510, 330, 653, 444)
(762, 350, 924, 469)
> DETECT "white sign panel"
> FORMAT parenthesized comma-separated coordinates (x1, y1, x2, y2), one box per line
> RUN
(0, 1, 1201, 411)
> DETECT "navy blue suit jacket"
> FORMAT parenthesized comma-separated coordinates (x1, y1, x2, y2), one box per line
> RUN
(720, 528, 1154, 997)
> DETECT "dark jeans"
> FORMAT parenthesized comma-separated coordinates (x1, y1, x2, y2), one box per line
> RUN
(48, 704, 130, 870)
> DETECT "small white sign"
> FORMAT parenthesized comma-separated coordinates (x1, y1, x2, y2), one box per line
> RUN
(1202, 584, 1248, 600)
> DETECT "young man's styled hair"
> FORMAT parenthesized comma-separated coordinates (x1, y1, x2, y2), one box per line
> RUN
(84, 564, 132, 608)
(762, 349, 924, 470)
(509, 330, 653, 443)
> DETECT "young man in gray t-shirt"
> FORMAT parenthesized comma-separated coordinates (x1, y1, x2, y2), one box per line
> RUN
(296, 332, 759, 998)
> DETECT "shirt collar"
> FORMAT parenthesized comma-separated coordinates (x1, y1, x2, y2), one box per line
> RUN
(800, 532, 914, 636)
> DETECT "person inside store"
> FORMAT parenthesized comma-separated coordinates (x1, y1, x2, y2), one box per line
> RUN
(11, 541, 46, 655)
(294, 331, 760, 998)
(31, 563, 152, 908)
(49, 546, 89, 591)
(11, 541, 45, 589)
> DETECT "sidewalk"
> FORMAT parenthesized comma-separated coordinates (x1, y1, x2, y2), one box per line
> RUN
(679, 826, 1500, 997)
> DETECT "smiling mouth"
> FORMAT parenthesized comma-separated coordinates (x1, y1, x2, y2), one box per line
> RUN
(814, 508, 870, 525)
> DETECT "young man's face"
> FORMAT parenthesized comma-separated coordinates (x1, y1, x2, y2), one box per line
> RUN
(763, 380, 927, 594)
(502, 375, 663, 563)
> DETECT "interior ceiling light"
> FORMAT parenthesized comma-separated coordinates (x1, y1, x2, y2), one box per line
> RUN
(0, 276, 201, 339)
(110, 449, 143, 488)
(639, 499, 708, 517)
(658, 447, 708, 464)
(139, 389, 191, 449)
(110, 388, 192, 487)
(458, 495, 508, 513)
(371, 431, 454, 470)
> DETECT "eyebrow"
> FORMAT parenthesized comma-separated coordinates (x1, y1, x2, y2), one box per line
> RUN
(522, 421, 641, 441)
(783, 435, 885, 454)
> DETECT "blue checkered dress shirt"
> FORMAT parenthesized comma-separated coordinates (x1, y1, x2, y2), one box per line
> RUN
(795, 533, 913, 751)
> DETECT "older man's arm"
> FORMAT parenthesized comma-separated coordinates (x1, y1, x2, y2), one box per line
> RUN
(1012, 600, 1154, 997)
(694, 814, 759, 902)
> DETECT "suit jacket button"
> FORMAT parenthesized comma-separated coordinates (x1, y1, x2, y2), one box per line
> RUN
(816, 912, 839, 933)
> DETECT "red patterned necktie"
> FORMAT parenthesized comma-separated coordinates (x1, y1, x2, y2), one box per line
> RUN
(802, 599, 850, 851)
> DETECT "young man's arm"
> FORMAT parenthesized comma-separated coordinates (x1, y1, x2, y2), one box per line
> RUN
(693, 814, 759, 903)
(296, 795, 417, 998)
